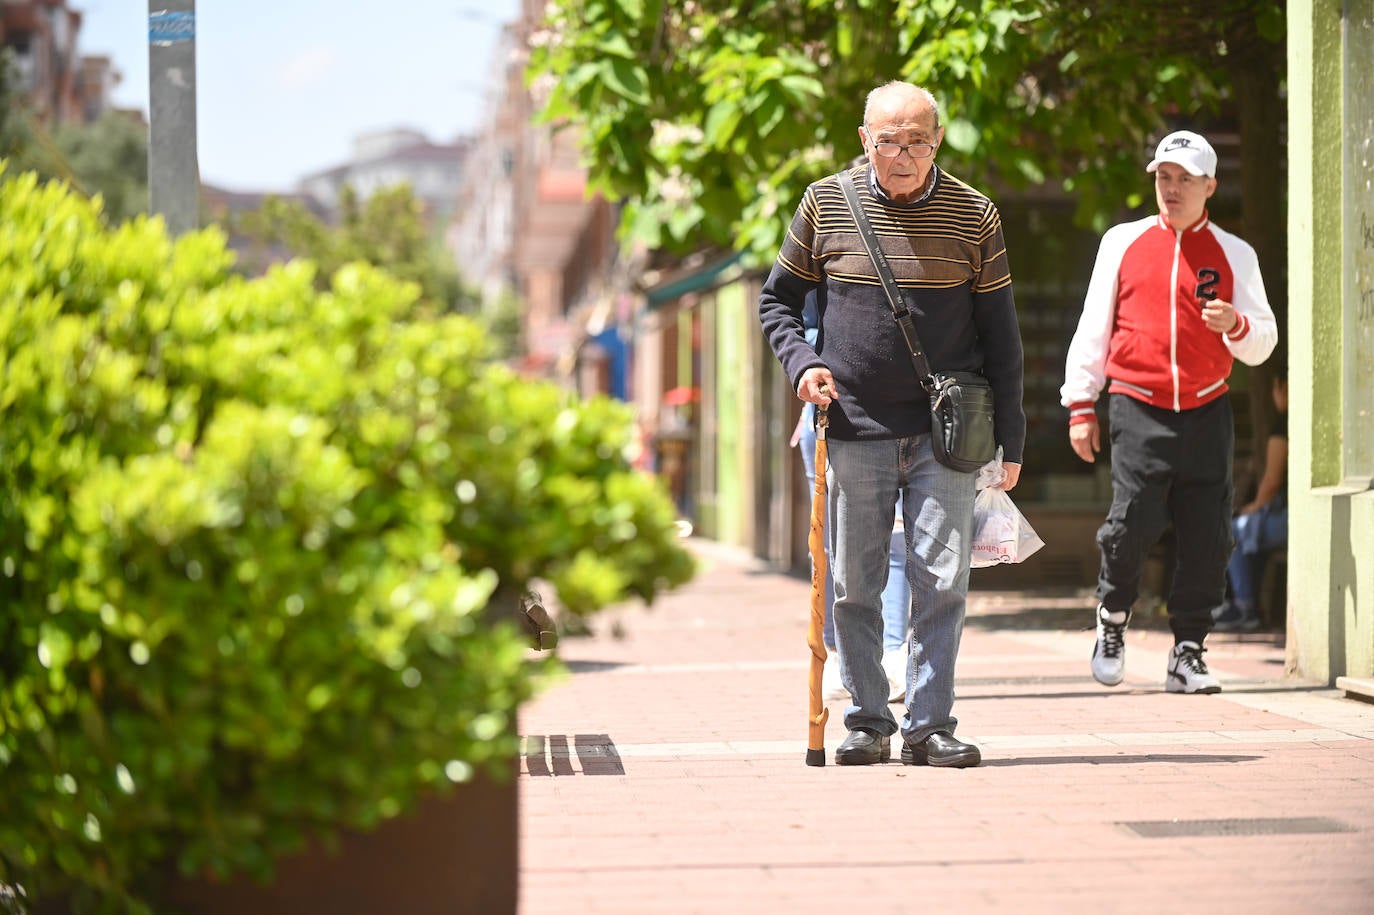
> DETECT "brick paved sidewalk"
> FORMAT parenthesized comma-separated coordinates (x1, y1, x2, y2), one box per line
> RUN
(518, 539, 1374, 915)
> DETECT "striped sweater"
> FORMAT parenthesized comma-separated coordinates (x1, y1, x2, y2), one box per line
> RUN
(759, 164, 1026, 461)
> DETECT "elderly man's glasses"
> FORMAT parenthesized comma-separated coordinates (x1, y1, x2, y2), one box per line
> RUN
(864, 126, 936, 159)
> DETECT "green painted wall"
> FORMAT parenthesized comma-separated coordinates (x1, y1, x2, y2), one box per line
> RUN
(1287, 0, 1374, 683)
(713, 282, 749, 547)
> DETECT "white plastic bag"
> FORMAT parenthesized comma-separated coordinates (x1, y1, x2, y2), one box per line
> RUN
(970, 449, 1045, 568)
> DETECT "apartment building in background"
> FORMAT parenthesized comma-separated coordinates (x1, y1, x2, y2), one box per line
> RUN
(1, 0, 128, 127)
(297, 128, 471, 224)
(448, 0, 620, 382)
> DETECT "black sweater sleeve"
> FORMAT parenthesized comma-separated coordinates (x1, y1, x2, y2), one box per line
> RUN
(758, 261, 824, 392)
(972, 283, 1026, 463)
(758, 190, 826, 391)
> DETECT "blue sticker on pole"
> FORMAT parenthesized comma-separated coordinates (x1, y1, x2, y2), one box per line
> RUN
(149, 10, 195, 46)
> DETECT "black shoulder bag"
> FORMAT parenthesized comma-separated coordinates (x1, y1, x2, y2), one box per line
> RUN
(838, 170, 996, 473)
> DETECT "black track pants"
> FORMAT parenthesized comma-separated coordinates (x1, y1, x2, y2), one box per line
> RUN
(1095, 393, 1234, 644)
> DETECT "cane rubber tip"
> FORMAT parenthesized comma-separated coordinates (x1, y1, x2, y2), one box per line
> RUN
(805, 748, 826, 767)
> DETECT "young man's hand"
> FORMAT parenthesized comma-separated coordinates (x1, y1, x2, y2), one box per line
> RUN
(1201, 298, 1239, 334)
(1069, 420, 1101, 463)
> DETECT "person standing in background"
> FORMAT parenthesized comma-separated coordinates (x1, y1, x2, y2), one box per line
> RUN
(1214, 367, 1288, 632)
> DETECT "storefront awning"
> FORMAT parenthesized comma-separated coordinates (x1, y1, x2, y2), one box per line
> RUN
(643, 252, 745, 308)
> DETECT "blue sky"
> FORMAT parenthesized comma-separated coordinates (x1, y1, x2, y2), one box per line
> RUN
(77, 2, 520, 192)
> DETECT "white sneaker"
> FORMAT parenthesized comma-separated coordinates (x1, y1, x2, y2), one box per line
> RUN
(822, 652, 849, 701)
(882, 647, 908, 703)
(1166, 641, 1222, 694)
(1091, 605, 1129, 686)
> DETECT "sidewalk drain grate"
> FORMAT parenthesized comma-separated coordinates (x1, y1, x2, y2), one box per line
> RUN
(521, 734, 625, 777)
(1119, 817, 1357, 838)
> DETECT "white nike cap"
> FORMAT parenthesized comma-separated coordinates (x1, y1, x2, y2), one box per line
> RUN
(1146, 130, 1217, 178)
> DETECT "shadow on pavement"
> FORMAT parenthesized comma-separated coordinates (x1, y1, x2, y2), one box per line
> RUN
(964, 606, 1173, 632)
(957, 681, 1329, 700)
(957, 688, 1162, 701)
(980, 753, 1263, 767)
(563, 660, 632, 673)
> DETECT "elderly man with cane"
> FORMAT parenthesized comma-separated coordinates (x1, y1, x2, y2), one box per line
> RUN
(762, 80, 1026, 769)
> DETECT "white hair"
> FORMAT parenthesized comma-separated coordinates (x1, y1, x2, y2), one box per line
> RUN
(863, 81, 941, 129)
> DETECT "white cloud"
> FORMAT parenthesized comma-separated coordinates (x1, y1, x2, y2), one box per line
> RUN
(277, 47, 340, 91)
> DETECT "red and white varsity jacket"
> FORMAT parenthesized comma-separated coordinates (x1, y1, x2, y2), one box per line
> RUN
(1060, 212, 1277, 423)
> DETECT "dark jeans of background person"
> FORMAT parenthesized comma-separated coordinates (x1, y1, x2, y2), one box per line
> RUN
(1096, 394, 1234, 645)
(1228, 493, 1288, 612)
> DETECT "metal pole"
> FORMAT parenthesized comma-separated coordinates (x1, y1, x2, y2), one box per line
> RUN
(147, 1, 199, 235)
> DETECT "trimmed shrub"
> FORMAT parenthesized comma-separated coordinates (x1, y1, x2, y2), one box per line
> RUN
(0, 167, 694, 913)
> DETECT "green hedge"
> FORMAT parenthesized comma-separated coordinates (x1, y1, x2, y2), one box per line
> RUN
(0, 167, 695, 913)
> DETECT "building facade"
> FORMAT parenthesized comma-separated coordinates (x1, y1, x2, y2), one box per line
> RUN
(2, 0, 125, 128)
(1287, 0, 1374, 694)
(297, 128, 470, 224)
(447, 0, 620, 383)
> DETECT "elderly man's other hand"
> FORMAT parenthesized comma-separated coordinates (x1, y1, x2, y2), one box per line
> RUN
(1069, 420, 1100, 463)
(995, 462, 1022, 492)
(798, 368, 836, 405)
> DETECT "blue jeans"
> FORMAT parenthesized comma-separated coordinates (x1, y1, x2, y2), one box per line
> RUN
(827, 435, 977, 744)
(798, 404, 910, 652)
(1227, 500, 1287, 610)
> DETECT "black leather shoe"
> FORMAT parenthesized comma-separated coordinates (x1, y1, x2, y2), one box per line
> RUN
(901, 731, 981, 768)
(834, 728, 891, 766)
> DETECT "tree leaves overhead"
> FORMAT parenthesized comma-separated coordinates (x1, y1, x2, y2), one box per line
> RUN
(528, 0, 1283, 262)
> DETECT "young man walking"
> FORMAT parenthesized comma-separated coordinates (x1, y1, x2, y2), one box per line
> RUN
(1061, 130, 1278, 694)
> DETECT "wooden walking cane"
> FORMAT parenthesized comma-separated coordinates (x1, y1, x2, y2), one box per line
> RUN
(805, 399, 830, 767)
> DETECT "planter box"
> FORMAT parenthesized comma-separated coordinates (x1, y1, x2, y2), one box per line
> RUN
(158, 759, 518, 915)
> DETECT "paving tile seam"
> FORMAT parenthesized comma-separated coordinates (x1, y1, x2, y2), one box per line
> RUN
(515, 729, 1365, 762)
(521, 857, 1031, 875)
(558, 654, 1068, 675)
(521, 849, 1374, 877)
